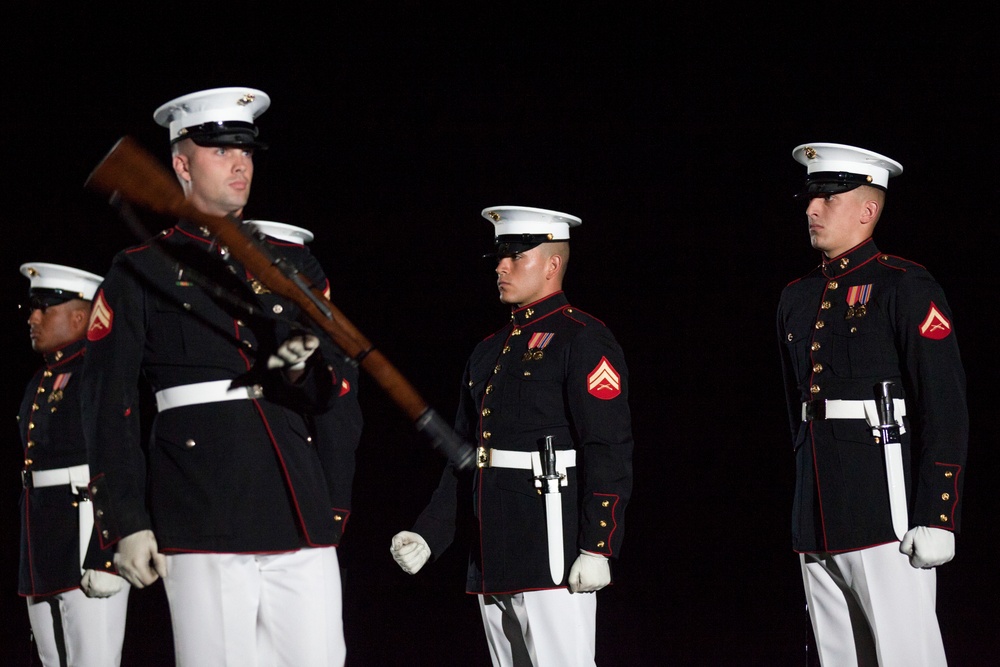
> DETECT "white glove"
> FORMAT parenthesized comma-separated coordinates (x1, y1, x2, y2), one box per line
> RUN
(390, 531, 431, 575)
(80, 569, 126, 598)
(899, 526, 955, 569)
(267, 334, 320, 371)
(568, 550, 611, 593)
(114, 529, 168, 588)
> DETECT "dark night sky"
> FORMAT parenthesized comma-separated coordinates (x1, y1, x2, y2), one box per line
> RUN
(3, 5, 997, 665)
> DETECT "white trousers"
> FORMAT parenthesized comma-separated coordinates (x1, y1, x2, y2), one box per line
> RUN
(801, 542, 947, 666)
(163, 548, 345, 667)
(26, 585, 130, 667)
(478, 589, 597, 667)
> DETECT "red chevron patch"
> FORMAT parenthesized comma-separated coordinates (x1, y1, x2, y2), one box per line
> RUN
(919, 302, 952, 340)
(87, 289, 114, 342)
(587, 357, 622, 400)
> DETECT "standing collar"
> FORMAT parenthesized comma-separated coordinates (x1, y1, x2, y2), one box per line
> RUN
(820, 238, 882, 279)
(43, 337, 86, 368)
(510, 292, 569, 328)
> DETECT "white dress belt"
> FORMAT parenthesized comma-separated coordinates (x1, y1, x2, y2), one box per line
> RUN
(801, 398, 907, 425)
(31, 463, 91, 489)
(155, 380, 264, 412)
(478, 447, 576, 473)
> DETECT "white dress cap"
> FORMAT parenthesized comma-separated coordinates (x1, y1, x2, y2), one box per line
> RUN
(153, 87, 270, 145)
(244, 220, 315, 244)
(481, 205, 582, 241)
(792, 142, 903, 190)
(20, 262, 104, 300)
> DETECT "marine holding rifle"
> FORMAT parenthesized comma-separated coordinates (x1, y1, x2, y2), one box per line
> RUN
(80, 87, 362, 666)
(776, 143, 968, 666)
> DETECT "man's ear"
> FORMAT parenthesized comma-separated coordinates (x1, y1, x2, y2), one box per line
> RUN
(859, 197, 880, 225)
(173, 153, 191, 183)
(546, 252, 563, 280)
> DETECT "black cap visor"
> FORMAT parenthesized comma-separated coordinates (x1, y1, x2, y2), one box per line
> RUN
(794, 171, 885, 199)
(175, 121, 268, 150)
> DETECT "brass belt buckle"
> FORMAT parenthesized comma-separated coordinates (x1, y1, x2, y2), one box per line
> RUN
(477, 446, 489, 468)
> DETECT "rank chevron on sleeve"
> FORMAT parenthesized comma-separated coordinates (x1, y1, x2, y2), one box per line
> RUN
(919, 301, 952, 340)
(87, 289, 114, 341)
(587, 356, 622, 400)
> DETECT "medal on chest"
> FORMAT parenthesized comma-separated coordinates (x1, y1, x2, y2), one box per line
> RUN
(522, 332, 554, 361)
(845, 284, 872, 319)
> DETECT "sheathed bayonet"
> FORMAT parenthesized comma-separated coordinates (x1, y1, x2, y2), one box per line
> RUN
(536, 435, 565, 585)
(874, 381, 908, 540)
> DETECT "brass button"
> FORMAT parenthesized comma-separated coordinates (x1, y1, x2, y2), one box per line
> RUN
(494, 364, 501, 374)
(102, 530, 109, 538)
(810, 385, 821, 394)
(31, 403, 39, 411)
(502, 345, 510, 354)
(97, 509, 104, 518)
(105, 561, 112, 569)
(944, 471, 954, 478)
(24, 458, 32, 466)
(602, 500, 610, 507)
(334, 514, 343, 522)
(90, 486, 98, 494)
(483, 431, 491, 440)
(43, 370, 53, 378)
(939, 515, 949, 523)
(183, 302, 192, 310)
(236, 320, 245, 327)
(810, 342, 821, 351)
(468, 380, 474, 387)
(597, 541, 606, 548)
(272, 304, 283, 314)
(813, 363, 823, 373)
(26, 441, 34, 448)
(511, 328, 522, 336)
(482, 408, 491, 417)
(821, 301, 832, 310)
(185, 439, 196, 448)
(786, 333, 794, 342)
(941, 493, 951, 501)
(881, 255, 889, 260)
(486, 385, 494, 394)
(828, 281, 839, 290)
(814, 321, 825, 329)
(850, 327, 858, 333)
(524, 370, 533, 377)
(600, 520, 607, 527)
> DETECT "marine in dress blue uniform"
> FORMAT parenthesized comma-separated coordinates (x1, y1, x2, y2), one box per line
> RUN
(19, 262, 129, 667)
(80, 88, 362, 666)
(392, 206, 633, 667)
(777, 144, 968, 666)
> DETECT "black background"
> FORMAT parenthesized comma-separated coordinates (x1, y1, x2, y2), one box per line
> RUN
(3, 5, 997, 666)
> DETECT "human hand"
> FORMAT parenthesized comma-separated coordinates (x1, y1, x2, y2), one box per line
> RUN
(568, 550, 611, 593)
(114, 529, 168, 588)
(899, 526, 955, 568)
(80, 569, 126, 598)
(390, 531, 431, 575)
(267, 334, 320, 371)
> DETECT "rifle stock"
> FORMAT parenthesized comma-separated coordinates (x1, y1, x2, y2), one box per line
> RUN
(85, 136, 474, 469)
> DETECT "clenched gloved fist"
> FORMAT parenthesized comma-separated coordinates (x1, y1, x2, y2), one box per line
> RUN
(899, 526, 955, 569)
(267, 334, 320, 371)
(390, 531, 431, 575)
(115, 529, 168, 588)
(80, 569, 126, 598)
(568, 550, 611, 593)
